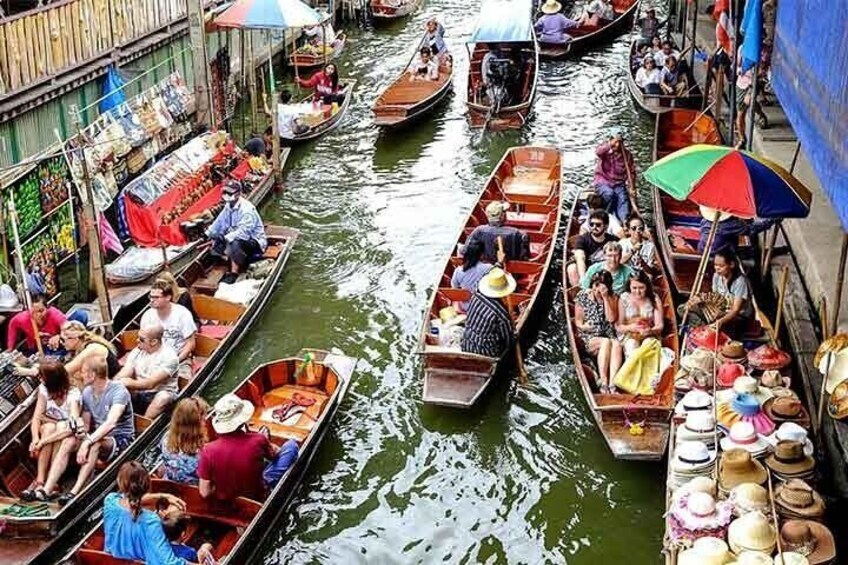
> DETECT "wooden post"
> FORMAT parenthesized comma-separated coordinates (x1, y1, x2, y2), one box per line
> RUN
(689, 0, 698, 71)
(680, 212, 720, 330)
(267, 31, 282, 186)
(70, 105, 113, 334)
(761, 221, 780, 272)
(744, 63, 759, 151)
(187, 0, 213, 130)
(831, 233, 848, 336)
(774, 264, 789, 340)
(247, 32, 258, 131)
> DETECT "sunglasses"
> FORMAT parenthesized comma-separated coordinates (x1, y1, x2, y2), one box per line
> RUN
(589, 222, 605, 228)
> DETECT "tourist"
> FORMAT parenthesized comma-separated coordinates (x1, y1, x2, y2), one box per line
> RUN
(263, 89, 308, 140)
(691, 249, 754, 339)
(580, 194, 623, 237)
(593, 129, 634, 225)
(409, 47, 440, 81)
(161, 511, 215, 563)
(156, 272, 199, 327)
(636, 8, 660, 46)
(620, 213, 656, 271)
(631, 44, 650, 72)
(567, 209, 619, 286)
(159, 397, 209, 485)
(580, 241, 634, 295)
(295, 63, 344, 105)
(450, 240, 493, 313)
(243, 134, 266, 158)
(577, 0, 615, 26)
(5, 294, 67, 354)
(635, 56, 663, 94)
(460, 268, 516, 358)
(660, 56, 689, 96)
(20, 361, 81, 502)
(115, 324, 179, 419)
(574, 270, 621, 392)
(463, 201, 530, 263)
(535, 0, 578, 44)
(142, 280, 197, 379)
(424, 18, 448, 60)
(650, 35, 662, 55)
(616, 270, 664, 356)
(63, 357, 135, 506)
(198, 394, 298, 501)
(205, 180, 268, 285)
(103, 461, 195, 565)
(653, 39, 680, 67)
(303, 16, 335, 54)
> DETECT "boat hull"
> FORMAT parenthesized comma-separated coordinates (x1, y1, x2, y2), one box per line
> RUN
(539, 0, 638, 59)
(281, 80, 356, 144)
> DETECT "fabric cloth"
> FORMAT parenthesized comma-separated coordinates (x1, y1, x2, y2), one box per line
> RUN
(593, 142, 633, 188)
(197, 430, 275, 501)
(451, 262, 493, 311)
(100, 213, 125, 255)
(740, 0, 763, 72)
(581, 262, 634, 295)
(206, 197, 267, 252)
(635, 67, 662, 88)
(103, 493, 186, 565)
(534, 13, 578, 43)
(38, 384, 81, 421)
(82, 380, 135, 439)
(141, 305, 197, 358)
(170, 543, 197, 562)
(160, 436, 200, 485)
(460, 291, 514, 358)
(575, 288, 616, 343)
(574, 232, 619, 265)
(124, 345, 180, 393)
(6, 307, 66, 351)
(410, 57, 440, 80)
(613, 337, 671, 395)
(712, 273, 754, 320)
(620, 237, 656, 269)
(464, 224, 530, 262)
(262, 439, 300, 487)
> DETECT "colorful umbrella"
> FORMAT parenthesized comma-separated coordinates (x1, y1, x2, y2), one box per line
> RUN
(215, 0, 323, 29)
(644, 144, 812, 219)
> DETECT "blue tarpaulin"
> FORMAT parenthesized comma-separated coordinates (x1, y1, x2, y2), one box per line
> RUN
(99, 65, 126, 114)
(469, 0, 535, 43)
(739, 0, 762, 73)
(771, 0, 848, 231)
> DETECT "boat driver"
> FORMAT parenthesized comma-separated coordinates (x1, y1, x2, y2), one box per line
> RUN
(205, 180, 268, 285)
(481, 44, 516, 108)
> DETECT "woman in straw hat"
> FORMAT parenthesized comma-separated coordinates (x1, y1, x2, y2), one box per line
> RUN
(460, 268, 517, 358)
(534, 0, 578, 44)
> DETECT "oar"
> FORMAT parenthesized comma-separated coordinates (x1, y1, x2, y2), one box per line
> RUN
(498, 236, 529, 386)
(682, 100, 717, 133)
(679, 210, 720, 335)
(620, 141, 636, 206)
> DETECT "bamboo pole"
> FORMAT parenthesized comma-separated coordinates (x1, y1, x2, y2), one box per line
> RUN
(773, 264, 789, 340)
(680, 212, 720, 331)
(766, 468, 784, 561)
(683, 100, 717, 133)
(267, 31, 281, 186)
(816, 324, 831, 438)
(761, 221, 780, 272)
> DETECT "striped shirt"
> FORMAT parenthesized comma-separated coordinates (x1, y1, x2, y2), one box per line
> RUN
(460, 292, 514, 358)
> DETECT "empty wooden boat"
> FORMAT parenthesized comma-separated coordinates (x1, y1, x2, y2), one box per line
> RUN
(561, 190, 678, 460)
(0, 226, 298, 565)
(626, 39, 703, 114)
(538, 0, 638, 59)
(373, 34, 454, 128)
(281, 80, 356, 144)
(288, 31, 348, 70)
(419, 147, 561, 408)
(370, 0, 423, 21)
(466, 0, 539, 130)
(62, 349, 356, 565)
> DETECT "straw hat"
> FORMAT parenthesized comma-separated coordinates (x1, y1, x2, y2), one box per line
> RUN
(774, 479, 825, 521)
(827, 380, 848, 420)
(682, 348, 719, 374)
(762, 397, 810, 427)
(717, 377, 775, 406)
(540, 0, 562, 14)
(720, 341, 747, 363)
(677, 411, 719, 444)
(716, 394, 776, 436)
(766, 423, 814, 457)
(689, 326, 730, 351)
(485, 201, 510, 221)
(720, 422, 769, 456)
(671, 492, 733, 532)
(772, 553, 810, 565)
(735, 552, 773, 565)
(728, 483, 769, 517)
(764, 441, 815, 477)
(700, 205, 733, 223)
(678, 537, 735, 565)
(717, 362, 747, 388)
(760, 370, 790, 389)
(718, 449, 767, 490)
(727, 511, 777, 555)
(674, 476, 718, 500)
(673, 440, 717, 472)
(814, 333, 848, 393)
(477, 267, 516, 298)
(778, 520, 836, 564)
(675, 389, 714, 417)
(211, 393, 255, 434)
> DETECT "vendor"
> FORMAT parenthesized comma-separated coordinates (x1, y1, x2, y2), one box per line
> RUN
(205, 180, 267, 285)
(6, 294, 66, 354)
(296, 64, 344, 105)
(687, 248, 754, 339)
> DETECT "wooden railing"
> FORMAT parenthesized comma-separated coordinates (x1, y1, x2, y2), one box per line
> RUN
(0, 0, 187, 96)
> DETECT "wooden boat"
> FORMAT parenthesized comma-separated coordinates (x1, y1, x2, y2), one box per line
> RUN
(626, 39, 703, 114)
(372, 34, 454, 128)
(466, 0, 539, 130)
(288, 31, 348, 70)
(62, 349, 356, 565)
(561, 186, 679, 460)
(370, 0, 423, 21)
(650, 109, 725, 298)
(419, 147, 561, 408)
(281, 80, 356, 144)
(538, 0, 639, 59)
(0, 226, 299, 565)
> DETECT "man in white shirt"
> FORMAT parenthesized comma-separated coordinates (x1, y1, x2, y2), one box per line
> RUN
(140, 280, 196, 381)
(653, 40, 680, 67)
(115, 323, 180, 418)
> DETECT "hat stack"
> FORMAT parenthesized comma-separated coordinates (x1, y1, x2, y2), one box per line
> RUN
(778, 520, 836, 564)
(772, 554, 810, 565)
(717, 377, 775, 406)
(728, 483, 770, 517)
(668, 491, 734, 544)
(766, 423, 814, 457)
(727, 511, 778, 555)
(676, 389, 714, 418)
(671, 440, 718, 489)
(735, 552, 774, 565)
(687, 326, 730, 353)
(677, 411, 721, 448)
(719, 341, 748, 365)
(677, 536, 735, 565)
(674, 476, 719, 502)
(748, 345, 792, 373)
(762, 396, 811, 429)
(677, 348, 719, 391)
(719, 422, 770, 458)
(716, 393, 776, 436)
(717, 361, 748, 390)
(774, 480, 825, 522)
(764, 441, 816, 482)
(718, 448, 767, 494)
(760, 369, 791, 389)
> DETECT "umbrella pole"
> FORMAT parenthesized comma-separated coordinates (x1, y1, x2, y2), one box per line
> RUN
(680, 212, 719, 331)
(774, 264, 789, 341)
(322, 22, 328, 66)
(831, 233, 848, 337)
(267, 31, 282, 186)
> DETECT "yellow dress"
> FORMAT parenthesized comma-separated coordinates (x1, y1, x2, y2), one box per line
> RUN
(613, 337, 665, 395)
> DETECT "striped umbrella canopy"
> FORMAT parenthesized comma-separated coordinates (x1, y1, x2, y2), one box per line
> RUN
(214, 0, 323, 29)
(644, 144, 812, 219)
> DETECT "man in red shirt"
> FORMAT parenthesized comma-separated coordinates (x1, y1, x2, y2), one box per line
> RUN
(5, 294, 66, 353)
(198, 394, 279, 501)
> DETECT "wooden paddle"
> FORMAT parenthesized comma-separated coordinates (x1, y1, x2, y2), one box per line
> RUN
(619, 140, 636, 205)
(498, 236, 529, 386)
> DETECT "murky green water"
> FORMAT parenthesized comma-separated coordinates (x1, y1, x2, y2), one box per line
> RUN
(208, 5, 667, 564)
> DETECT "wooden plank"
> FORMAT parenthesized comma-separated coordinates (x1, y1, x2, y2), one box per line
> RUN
(60, 6, 73, 66)
(80, 0, 92, 61)
(40, 13, 52, 76)
(0, 25, 8, 94)
(49, 9, 63, 71)
(16, 21, 30, 87)
(6, 22, 20, 91)
(34, 14, 45, 77)
(72, 2, 83, 63)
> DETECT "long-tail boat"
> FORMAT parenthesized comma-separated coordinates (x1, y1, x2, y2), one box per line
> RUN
(626, 38, 703, 114)
(62, 349, 356, 565)
(288, 31, 348, 70)
(538, 0, 639, 59)
(419, 147, 561, 408)
(561, 181, 679, 460)
(0, 226, 299, 565)
(372, 32, 454, 128)
(370, 0, 424, 21)
(281, 80, 356, 144)
(466, 0, 539, 130)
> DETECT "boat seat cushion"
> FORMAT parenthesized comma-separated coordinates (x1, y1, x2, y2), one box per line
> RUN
(199, 324, 233, 340)
(505, 211, 546, 230)
(502, 176, 553, 199)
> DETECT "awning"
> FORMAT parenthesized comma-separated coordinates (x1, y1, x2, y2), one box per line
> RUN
(469, 0, 535, 43)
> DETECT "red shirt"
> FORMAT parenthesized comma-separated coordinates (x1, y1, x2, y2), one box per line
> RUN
(197, 430, 273, 501)
(6, 307, 66, 351)
(297, 70, 338, 98)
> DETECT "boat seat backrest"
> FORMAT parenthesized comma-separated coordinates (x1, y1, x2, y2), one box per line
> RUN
(150, 478, 262, 527)
(117, 330, 139, 352)
(193, 294, 246, 324)
(134, 414, 153, 432)
(238, 379, 265, 408)
(194, 333, 222, 358)
(77, 549, 139, 565)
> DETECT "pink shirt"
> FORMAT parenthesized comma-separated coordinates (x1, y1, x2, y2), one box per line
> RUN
(6, 307, 66, 351)
(593, 142, 634, 187)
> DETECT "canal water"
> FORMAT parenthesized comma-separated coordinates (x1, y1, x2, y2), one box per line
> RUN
(208, 3, 667, 564)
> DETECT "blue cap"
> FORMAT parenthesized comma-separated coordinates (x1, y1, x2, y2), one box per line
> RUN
(732, 393, 760, 417)
(608, 126, 624, 140)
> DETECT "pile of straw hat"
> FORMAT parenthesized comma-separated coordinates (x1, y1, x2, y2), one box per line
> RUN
(778, 520, 836, 564)
(717, 377, 775, 406)
(762, 396, 811, 428)
(671, 440, 718, 489)
(764, 441, 816, 482)
(668, 491, 733, 543)
(727, 511, 778, 555)
(676, 389, 714, 417)
(677, 536, 735, 565)
(677, 411, 720, 447)
(718, 448, 767, 492)
(717, 393, 776, 436)
(728, 483, 770, 517)
(774, 480, 825, 522)
(720, 422, 770, 458)
(765, 423, 814, 457)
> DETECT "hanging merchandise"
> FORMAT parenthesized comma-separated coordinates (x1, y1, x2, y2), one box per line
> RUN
(8, 169, 45, 238)
(21, 230, 60, 297)
(100, 65, 127, 114)
(210, 47, 237, 125)
(48, 202, 77, 261)
(38, 156, 72, 215)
